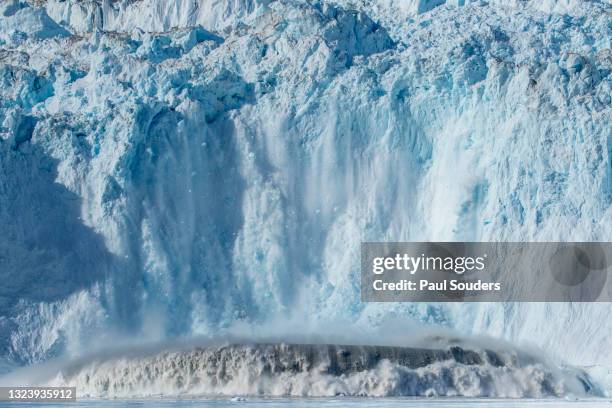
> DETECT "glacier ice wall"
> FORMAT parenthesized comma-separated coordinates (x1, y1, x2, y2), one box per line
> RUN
(0, 0, 611, 393)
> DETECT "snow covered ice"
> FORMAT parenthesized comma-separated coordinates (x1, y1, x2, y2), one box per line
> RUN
(0, 0, 611, 398)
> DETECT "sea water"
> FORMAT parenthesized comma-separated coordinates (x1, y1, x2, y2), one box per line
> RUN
(1, 398, 612, 408)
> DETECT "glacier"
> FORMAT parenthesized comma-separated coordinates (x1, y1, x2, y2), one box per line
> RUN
(0, 0, 611, 398)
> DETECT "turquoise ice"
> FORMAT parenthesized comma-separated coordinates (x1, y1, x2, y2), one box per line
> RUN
(0, 0, 610, 397)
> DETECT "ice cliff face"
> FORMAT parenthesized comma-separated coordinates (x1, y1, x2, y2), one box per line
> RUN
(0, 0, 611, 395)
